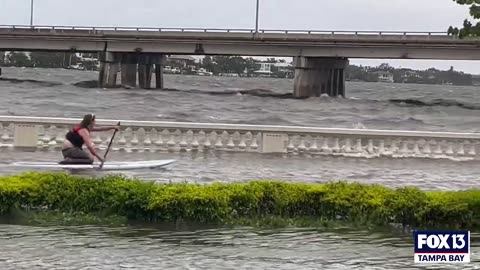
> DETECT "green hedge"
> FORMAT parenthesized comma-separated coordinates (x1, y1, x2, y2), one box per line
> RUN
(0, 172, 479, 229)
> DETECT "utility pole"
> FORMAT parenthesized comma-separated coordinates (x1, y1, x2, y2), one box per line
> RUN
(255, 0, 259, 33)
(30, 0, 34, 26)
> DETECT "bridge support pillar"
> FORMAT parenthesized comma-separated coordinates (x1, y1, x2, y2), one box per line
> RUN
(138, 54, 153, 89)
(98, 52, 120, 88)
(108, 53, 166, 90)
(152, 54, 166, 89)
(293, 57, 349, 98)
(155, 64, 163, 89)
(119, 53, 138, 89)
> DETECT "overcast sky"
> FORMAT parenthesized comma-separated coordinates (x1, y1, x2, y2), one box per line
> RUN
(3, 0, 480, 73)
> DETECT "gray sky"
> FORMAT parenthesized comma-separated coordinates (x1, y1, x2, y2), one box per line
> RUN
(2, 0, 480, 73)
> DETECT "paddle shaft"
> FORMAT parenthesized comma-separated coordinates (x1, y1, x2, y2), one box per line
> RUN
(99, 121, 120, 169)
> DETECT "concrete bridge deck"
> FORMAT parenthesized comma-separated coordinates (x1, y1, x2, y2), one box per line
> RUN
(0, 25, 479, 59)
(2, 25, 480, 97)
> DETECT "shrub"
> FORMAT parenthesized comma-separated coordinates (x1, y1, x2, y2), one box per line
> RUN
(0, 172, 478, 230)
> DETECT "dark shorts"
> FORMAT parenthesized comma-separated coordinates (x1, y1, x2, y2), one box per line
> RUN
(61, 147, 93, 164)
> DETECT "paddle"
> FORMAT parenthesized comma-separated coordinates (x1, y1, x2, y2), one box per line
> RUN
(99, 121, 120, 169)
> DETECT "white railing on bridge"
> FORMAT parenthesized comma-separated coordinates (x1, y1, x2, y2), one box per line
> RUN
(0, 24, 450, 37)
(0, 116, 478, 161)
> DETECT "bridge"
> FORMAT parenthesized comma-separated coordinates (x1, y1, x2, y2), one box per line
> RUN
(1, 25, 479, 97)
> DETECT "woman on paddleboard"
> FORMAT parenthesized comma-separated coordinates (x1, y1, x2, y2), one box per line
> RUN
(61, 113, 119, 164)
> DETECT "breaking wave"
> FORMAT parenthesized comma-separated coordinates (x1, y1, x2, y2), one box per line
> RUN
(389, 98, 480, 110)
(0, 77, 62, 87)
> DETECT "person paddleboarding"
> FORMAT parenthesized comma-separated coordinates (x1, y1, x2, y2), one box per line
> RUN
(61, 113, 119, 164)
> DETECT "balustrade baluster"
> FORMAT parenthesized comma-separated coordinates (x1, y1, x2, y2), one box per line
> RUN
(366, 139, 374, 154)
(117, 129, 127, 151)
(130, 128, 139, 151)
(1, 123, 10, 144)
(343, 138, 352, 153)
(413, 140, 421, 155)
(238, 132, 247, 150)
(226, 132, 235, 150)
(286, 134, 295, 153)
(136, 128, 146, 152)
(423, 140, 432, 155)
(55, 127, 66, 145)
(179, 130, 189, 151)
(41, 125, 52, 144)
(191, 131, 200, 151)
(154, 129, 166, 151)
(332, 138, 340, 153)
(457, 141, 465, 156)
(390, 140, 398, 154)
(467, 141, 476, 156)
(355, 138, 363, 153)
(400, 140, 409, 155)
(214, 131, 223, 149)
(309, 136, 318, 152)
(203, 131, 212, 150)
(298, 135, 307, 152)
(320, 137, 330, 153)
(144, 129, 153, 152)
(446, 141, 454, 155)
(378, 140, 386, 155)
(124, 127, 133, 152)
(250, 133, 259, 151)
(434, 140, 443, 155)
(167, 129, 176, 150)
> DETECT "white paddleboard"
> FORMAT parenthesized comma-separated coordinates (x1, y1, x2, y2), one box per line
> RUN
(10, 159, 176, 170)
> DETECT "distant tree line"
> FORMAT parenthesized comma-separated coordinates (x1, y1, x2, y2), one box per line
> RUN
(347, 63, 473, 86)
(448, 0, 480, 38)
(0, 51, 80, 68)
(188, 56, 289, 77)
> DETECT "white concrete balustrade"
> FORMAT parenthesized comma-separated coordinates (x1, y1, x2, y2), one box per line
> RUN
(0, 116, 479, 161)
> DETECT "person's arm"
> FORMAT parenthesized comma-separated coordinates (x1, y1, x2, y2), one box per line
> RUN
(90, 125, 119, 132)
(78, 129, 104, 162)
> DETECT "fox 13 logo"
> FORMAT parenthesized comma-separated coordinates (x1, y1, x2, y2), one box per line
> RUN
(414, 231, 470, 263)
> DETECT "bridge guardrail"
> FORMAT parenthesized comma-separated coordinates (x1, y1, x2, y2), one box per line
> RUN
(0, 24, 450, 36)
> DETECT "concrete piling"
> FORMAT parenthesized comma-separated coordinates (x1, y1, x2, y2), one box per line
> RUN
(293, 57, 349, 98)
(97, 53, 349, 98)
(152, 54, 166, 89)
(99, 52, 165, 90)
(138, 54, 153, 89)
(98, 52, 119, 88)
(120, 53, 138, 89)
(155, 64, 163, 89)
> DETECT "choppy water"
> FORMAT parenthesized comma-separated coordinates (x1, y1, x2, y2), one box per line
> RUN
(1, 66, 480, 269)
(0, 224, 478, 270)
(1, 66, 480, 190)
(2, 67, 480, 132)
(1, 150, 480, 191)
